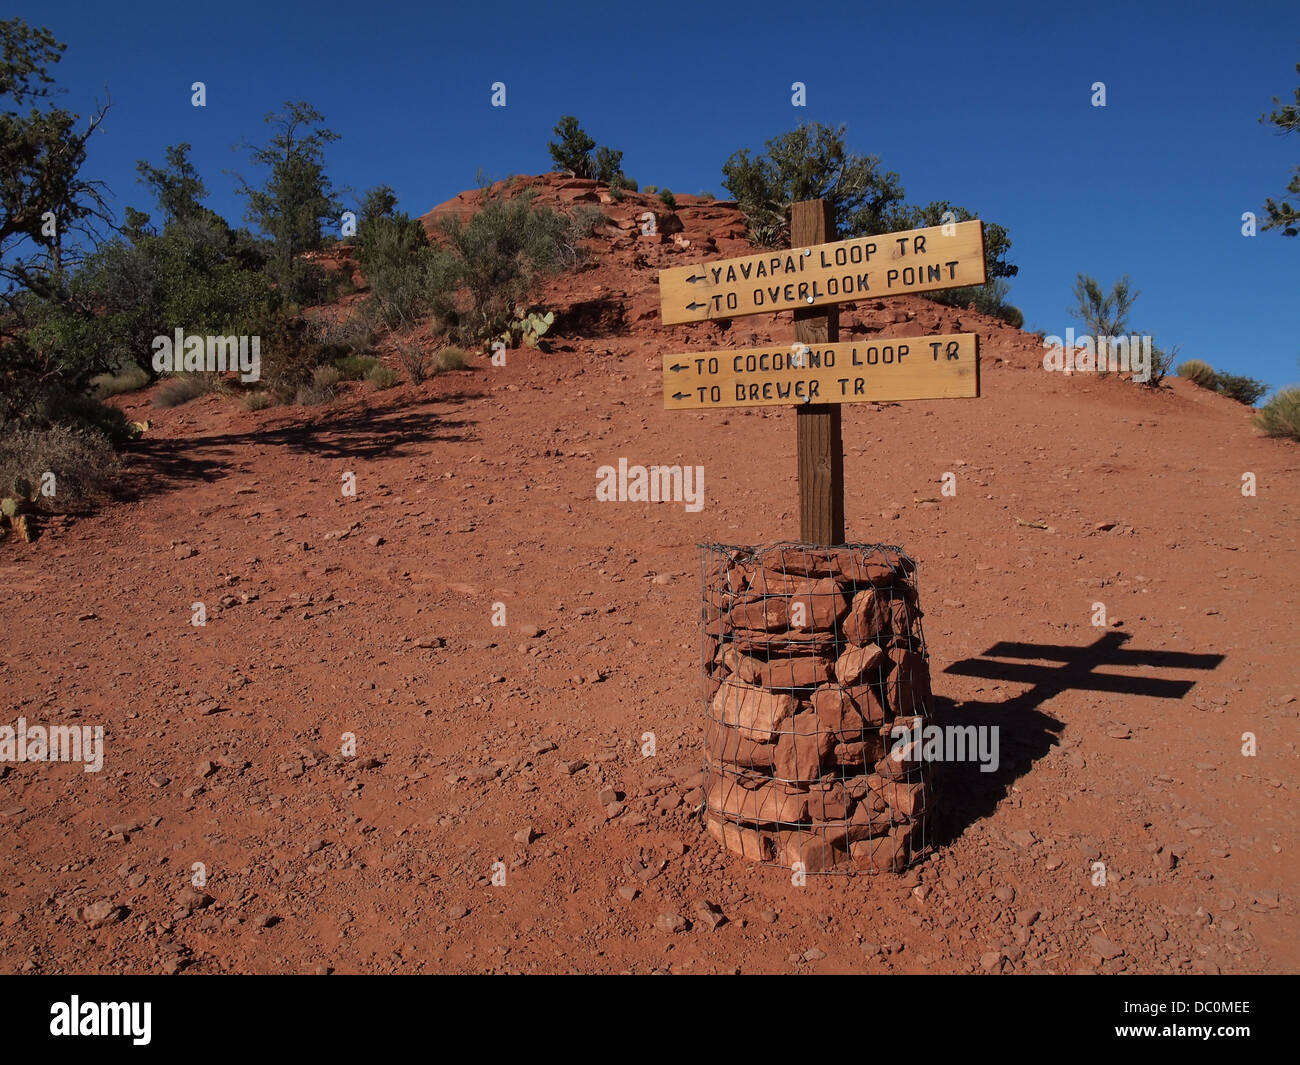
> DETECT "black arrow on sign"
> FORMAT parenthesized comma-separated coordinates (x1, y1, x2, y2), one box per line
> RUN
(685, 301, 708, 312)
(671, 392, 690, 401)
(685, 273, 709, 284)
(668, 362, 689, 373)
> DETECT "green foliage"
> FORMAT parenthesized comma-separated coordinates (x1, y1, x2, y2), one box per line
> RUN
(435, 347, 472, 372)
(359, 185, 399, 228)
(1213, 372, 1269, 406)
(440, 187, 572, 343)
(1177, 359, 1217, 388)
(240, 305, 328, 402)
(91, 364, 150, 398)
(1144, 342, 1177, 388)
(235, 101, 342, 304)
(366, 363, 399, 390)
(334, 354, 379, 380)
(136, 143, 207, 225)
(293, 381, 335, 406)
(569, 204, 608, 238)
(311, 364, 342, 390)
(594, 146, 624, 185)
(1, 496, 17, 518)
(0, 423, 120, 511)
(0, 18, 111, 300)
(1070, 274, 1139, 341)
(658, 188, 677, 210)
(493, 307, 554, 350)
(548, 116, 596, 178)
(1254, 386, 1300, 439)
(153, 374, 218, 408)
(242, 390, 272, 411)
(927, 277, 1022, 326)
(722, 122, 905, 247)
(1259, 63, 1300, 237)
(394, 339, 430, 384)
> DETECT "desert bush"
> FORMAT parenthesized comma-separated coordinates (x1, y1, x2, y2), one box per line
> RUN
(1254, 386, 1300, 440)
(334, 354, 379, 380)
(1177, 359, 1217, 388)
(293, 381, 335, 406)
(642, 185, 658, 195)
(92, 365, 151, 399)
(659, 188, 677, 210)
(569, 204, 609, 238)
(1143, 343, 1178, 388)
(366, 364, 399, 390)
(0, 424, 121, 512)
(395, 339, 431, 384)
(436, 347, 472, 372)
(242, 391, 272, 411)
(154, 374, 219, 408)
(441, 188, 573, 343)
(1213, 372, 1269, 406)
(311, 365, 343, 390)
(241, 306, 328, 402)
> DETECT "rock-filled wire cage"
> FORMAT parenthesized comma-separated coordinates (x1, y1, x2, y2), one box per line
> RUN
(700, 542, 934, 874)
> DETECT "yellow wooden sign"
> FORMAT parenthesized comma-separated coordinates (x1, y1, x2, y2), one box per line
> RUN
(658, 220, 986, 325)
(662, 333, 979, 410)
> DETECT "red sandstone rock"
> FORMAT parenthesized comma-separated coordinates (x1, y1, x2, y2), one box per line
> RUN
(706, 813, 774, 861)
(773, 711, 834, 781)
(834, 642, 885, 685)
(711, 679, 794, 740)
(705, 719, 776, 770)
(707, 775, 808, 824)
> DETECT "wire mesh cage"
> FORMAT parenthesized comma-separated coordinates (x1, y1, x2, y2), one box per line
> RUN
(700, 542, 934, 875)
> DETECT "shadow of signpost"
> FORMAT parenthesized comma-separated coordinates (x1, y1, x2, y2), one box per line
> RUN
(929, 631, 1225, 846)
(118, 391, 482, 503)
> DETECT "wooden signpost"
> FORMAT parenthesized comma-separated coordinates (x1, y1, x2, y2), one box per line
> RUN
(658, 200, 986, 544)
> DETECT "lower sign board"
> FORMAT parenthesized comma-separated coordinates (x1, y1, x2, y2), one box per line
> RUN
(662, 333, 979, 410)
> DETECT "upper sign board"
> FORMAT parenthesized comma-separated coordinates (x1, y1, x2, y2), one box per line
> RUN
(659, 220, 986, 325)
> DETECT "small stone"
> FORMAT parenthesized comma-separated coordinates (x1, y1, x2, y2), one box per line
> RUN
(448, 904, 469, 920)
(81, 900, 124, 928)
(980, 950, 1003, 972)
(1008, 829, 1036, 849)
(758, 908, 778, 924)
(1090, 935, 1124, 960)
(655, 912, 687, 933)
(563, 760, 587, 775)
(365, 535, 384, 547)
(597, 785, 617, 807)
(994, 884, 1016, 903)
(1016, 908, 1040, 927)
(617, 885, 639, 902)
(803, 947, 827, 961)
(514, 826, 537, 845)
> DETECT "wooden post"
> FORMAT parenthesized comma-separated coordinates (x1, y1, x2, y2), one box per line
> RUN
(792, 200, 844, 546)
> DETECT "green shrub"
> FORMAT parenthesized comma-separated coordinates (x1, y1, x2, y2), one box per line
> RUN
(569, 204, 609, 238)
(334, 354, 379, 380)
(441, 187, 574, 343)
(1143, 343, 1178, 388)
(294, 382, 335, 406)
(91, 365, 151, 399)
(366, 364, 399, 390)
(395, 340, 431, 384)
(436, 347, 472, 372)
(242, 391, 272, 411)
(1254, 386, 1300, 440)
(0, 425, 121, 512)
(1213, 372, 1269, 406)
(642, 185, 658, 195)
(154, 374, 218, 408)
(241, 306, 329, 402)
(659, 188, 677, 210)
(1177, 359, 1216, 388)
(311, 365, 343, 390)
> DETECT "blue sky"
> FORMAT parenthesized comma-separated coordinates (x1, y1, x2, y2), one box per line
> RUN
(23, 0, 1300, 392)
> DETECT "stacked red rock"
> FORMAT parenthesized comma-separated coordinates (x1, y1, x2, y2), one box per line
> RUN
(701, 544, 933, 874)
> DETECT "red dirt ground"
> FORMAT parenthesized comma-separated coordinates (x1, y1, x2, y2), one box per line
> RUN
(1, 176, 1296, 974)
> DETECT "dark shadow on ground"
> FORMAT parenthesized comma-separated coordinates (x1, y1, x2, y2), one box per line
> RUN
(929, 631, 1225, 847)
(116, 390, 483, 503)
